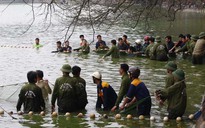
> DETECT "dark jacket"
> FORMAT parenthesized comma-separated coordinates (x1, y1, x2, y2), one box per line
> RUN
(73, 76, 88, 110)
(16, 83, 45, 113)
(96, 81, 117, 110)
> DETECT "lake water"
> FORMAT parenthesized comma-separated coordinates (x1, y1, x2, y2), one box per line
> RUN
(0, 3, 205, 128)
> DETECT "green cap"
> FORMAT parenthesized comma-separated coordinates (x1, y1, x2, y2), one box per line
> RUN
(165, 61, 177, 71)
(173, 69, 185, 80)
(61, 64, 72, 73)
(155, 36, 161, 42)
(191, 35, 199, 41)
(199, 32, 205, 39)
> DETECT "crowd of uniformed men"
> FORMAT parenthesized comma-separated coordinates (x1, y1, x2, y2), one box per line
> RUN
(16, 60, 187, 119)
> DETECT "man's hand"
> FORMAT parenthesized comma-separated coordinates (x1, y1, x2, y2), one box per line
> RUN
(119, 105, 124, 110)
(111, 106, 117, 112)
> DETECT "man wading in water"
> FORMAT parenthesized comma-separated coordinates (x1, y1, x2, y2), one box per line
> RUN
(16, 71, 45, 113)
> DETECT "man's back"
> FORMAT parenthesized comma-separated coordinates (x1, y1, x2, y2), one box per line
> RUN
(73, 76, 88, 110)
(52, 76, 77, 113)
(193, 39, 205, 55)
(16, 83, 45, 113)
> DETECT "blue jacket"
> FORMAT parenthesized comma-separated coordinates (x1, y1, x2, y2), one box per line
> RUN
(96, 81, 117, 110)
(96, 40, 106, 49)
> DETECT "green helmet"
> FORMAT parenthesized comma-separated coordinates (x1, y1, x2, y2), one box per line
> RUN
(173, 69, 185, 80)
(191, 35, 199, 41)
(199, 32, 205, 39)
(165, 61, 177, 71)
(155, 36, 161, 42)
(61, 64, 72, 73)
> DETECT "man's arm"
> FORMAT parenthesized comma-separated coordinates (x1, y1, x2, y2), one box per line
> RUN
(16, 88, 24, 111)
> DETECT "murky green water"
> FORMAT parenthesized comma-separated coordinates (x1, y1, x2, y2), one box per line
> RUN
(0, 4, 205, 128)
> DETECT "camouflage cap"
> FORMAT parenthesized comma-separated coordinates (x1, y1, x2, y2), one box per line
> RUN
(191, 35, 199, 41)
(155, 36, 161, 42)
(199, 32, 205, 39)
(165, 61, 177, 71)
(173, 69, 185, 80)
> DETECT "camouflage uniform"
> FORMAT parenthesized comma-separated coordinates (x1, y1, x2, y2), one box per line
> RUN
(104, 45, 120, 58)
(16, 83, 45, 113)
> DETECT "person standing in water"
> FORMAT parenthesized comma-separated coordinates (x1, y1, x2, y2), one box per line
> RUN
(33, 38, 43, 48)
(36, 70, 52, 111)
(16, 71, 45, 113)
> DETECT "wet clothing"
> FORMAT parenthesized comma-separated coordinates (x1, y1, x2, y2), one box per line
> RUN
(36, 80, 52, 100)
(142, 42, 150, 53)
(33, 44, 43, 48)
(159, 80, 187, 119)
(51, 75, 78, 113)
(126, 79, 151, 116)
(73, 76, 88, 110)
(187, 41, 196, 55)
(134, 44, 143, 52)
(57, 47, 64, 52)
(104, 45, 119, 58)
(166, 41, 176, 57)
(145, 43, 154, 57)
(176, 41, 185, 48)
(177, 40, 192, 53)
(115, 73, 131, 107)
(96, 81, 117, 110)
(63, 46, 72, 52)
(118, 43, 128, 51)
(16, 83, 45, 113)
(149, 42, 168, 61)
(165, 73, 175, 89)
(192, 39, 205, 64)
(74, 45, 90, 54)
(96, 40, 106, 49)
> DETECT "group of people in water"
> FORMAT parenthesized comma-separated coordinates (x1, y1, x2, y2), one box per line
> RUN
(16, 61, 189, 120)
(36, 32, 205, 65)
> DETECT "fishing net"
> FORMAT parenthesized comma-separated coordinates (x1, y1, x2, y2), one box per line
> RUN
(0, 83, 25, 102)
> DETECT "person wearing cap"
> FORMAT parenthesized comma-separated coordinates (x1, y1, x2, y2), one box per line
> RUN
(92, 71, 117, 110)
(102, 39, 119, 59)
(155, 69, 187, 119)
(17, 71, 45, 113)
(111, 64, 131, 112)
(95, 35, 107, 50)
(134, 39, 143, 53)
(36, 70, 52, 110)
(192, 32, 205, 64)
(149, 36, 168, 61)
(120, 67, 151, 116)
(187, 35, 198, 55)
(165, 36, 176, 58)
(72, 66, 88, 110)
(145, 37, 155, 57)
(164, 61, 177, 89)
(51, 64, 78, 113)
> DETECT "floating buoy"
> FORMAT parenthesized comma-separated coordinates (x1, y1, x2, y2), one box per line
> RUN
(103, 114, 108, 119)
(52, 112, 58, 117)
(90, 113, 95, 119)
(126, 114, 132, 119)
(77, 113, 83, 118)
(115, 114, 121, 119)
(28, 111, 33, 116)
(163, 116, 169, 122)
(65, 112, 71, 117)
(18, 111, 23, 115)
(139, 115, 144, 120)
(176, 117, 182, 122)
(150, 116, 155, 121)
(0, 109, 4, 115)
(40, 111, 45, 116)
(189, 114, 194, 120)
